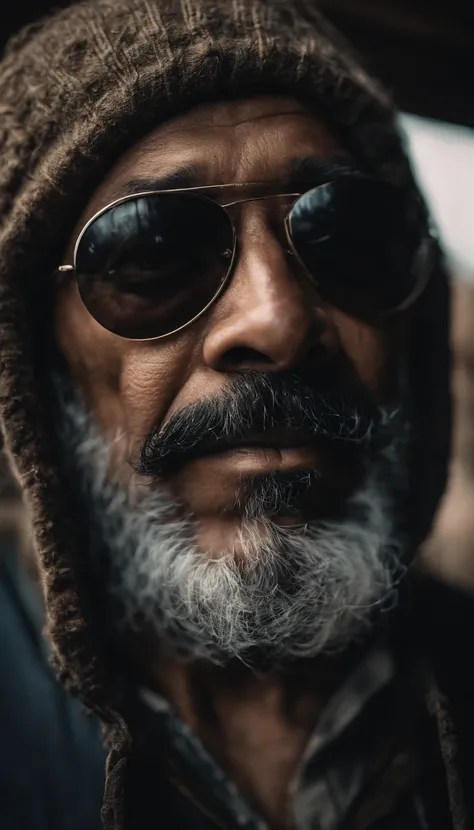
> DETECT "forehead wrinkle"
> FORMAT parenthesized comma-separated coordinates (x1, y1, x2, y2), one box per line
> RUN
(128, 108, 320, 164)
(178, 108, 310, 130)
(115, 101, 342, 182)
(140, 106, 310, 143)
(117, 137, 345, 192)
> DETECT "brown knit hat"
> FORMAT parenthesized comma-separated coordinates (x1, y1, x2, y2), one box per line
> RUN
(0, 1, 451, 825)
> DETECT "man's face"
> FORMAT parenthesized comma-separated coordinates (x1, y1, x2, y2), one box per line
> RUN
(54, 95, 410, 665)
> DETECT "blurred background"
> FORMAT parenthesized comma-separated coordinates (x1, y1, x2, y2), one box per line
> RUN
(0, 1, 473, 827)
(315, 0, 474, 588)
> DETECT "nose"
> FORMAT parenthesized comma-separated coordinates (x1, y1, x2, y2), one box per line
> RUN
(202, 219, 339, 374)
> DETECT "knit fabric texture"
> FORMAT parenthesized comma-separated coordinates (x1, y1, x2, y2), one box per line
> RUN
(0, 1, 452, 827)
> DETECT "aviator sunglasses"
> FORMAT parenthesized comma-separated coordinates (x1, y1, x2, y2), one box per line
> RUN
(58, 175, 434, 341)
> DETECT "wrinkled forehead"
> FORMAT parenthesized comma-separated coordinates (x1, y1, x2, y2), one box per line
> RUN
(83, 95, 353, 217)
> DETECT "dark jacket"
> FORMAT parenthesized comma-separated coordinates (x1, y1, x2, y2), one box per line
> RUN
(0, 540, 105, 830)
(94, 573, 474, 830)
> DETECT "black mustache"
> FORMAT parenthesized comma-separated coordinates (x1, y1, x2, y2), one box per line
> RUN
(133, 371, 381, 479)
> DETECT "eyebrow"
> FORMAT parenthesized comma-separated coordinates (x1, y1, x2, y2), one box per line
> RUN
(287, 155, 365, 184)
(111, 164, 206, 199)
(110, 155, 365, 200)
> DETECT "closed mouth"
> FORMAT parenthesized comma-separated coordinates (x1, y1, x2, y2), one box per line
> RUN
(190, 428, 324, 457)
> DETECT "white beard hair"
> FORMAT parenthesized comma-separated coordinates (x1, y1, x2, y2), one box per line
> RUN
(56, 385, 408, 668)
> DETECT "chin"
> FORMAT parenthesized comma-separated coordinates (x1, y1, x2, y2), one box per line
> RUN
(195, 514, 275, 560)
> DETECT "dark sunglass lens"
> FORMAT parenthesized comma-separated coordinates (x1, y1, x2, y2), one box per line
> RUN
(288, 177, 422, 314)
(75, 194, 234, 339)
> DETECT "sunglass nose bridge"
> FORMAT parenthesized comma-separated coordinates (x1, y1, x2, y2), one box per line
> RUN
(222, 192, 300, 254)
(222, 191, 300, 210)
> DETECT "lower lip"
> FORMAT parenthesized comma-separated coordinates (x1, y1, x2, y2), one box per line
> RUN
(206, 445, 321, 474)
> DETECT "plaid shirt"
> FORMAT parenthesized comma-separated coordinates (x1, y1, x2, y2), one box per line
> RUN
(140, 644, 452, 830)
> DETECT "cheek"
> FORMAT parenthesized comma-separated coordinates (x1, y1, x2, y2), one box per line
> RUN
(331, 309, 404, 402)
(55, 283, 123, 396)
(54, 283, 195, 449)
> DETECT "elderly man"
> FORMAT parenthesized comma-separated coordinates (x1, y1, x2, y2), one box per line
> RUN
(0, 1, 472, 828)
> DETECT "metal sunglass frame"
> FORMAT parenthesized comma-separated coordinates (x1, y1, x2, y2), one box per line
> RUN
(58, 181, 434, 342)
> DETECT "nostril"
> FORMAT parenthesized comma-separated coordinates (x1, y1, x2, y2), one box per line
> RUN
(223, 346, 275, 368)
(306, 342, 330, 363)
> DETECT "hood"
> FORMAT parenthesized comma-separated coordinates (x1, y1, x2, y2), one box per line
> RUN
(0, 0, 451, 824)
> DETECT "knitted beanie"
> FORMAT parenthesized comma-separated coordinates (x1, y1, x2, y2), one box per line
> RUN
(0, 1, 451, 826)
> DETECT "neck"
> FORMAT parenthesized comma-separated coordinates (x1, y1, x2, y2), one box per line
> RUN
(137, 639, 348, 829)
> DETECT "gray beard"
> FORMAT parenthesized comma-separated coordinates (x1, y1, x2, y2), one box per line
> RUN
(54, 381, 410, 668)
